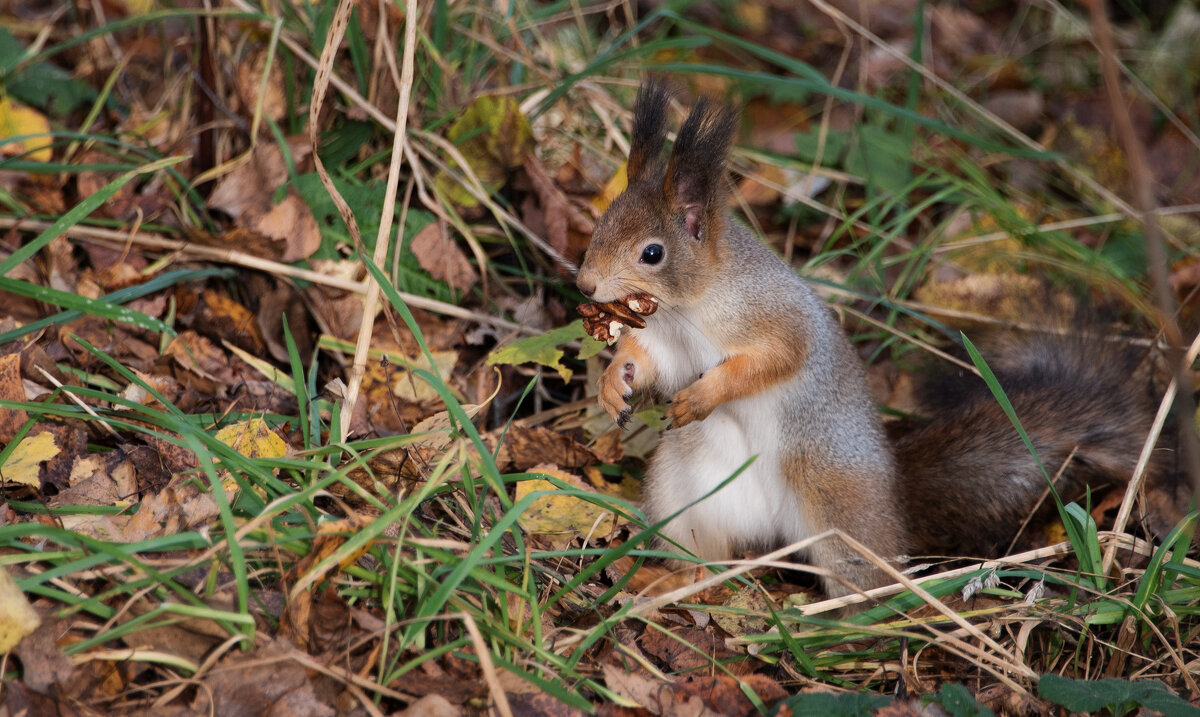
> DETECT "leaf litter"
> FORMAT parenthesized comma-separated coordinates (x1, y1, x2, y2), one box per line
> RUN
(0, 0, 1198, 715)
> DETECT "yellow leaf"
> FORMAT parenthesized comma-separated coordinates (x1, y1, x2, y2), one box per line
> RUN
(115, 0, 155, 12)
(0, 98, 52, 163)
(391, 350, 458, 402)
(436, 95, 534, 207)
(214, 418, 288, 459)
(514, 467, 618, 548)
(591, 162, 628, 213)
(712, 585, 770, 637)
(0, 566, 40, 653)
(1, 432, 60, 487)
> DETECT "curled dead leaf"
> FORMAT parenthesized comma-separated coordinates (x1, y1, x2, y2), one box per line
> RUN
(409, 222, 479, 293)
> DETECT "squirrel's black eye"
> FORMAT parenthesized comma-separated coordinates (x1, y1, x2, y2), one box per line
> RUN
(640, 243, 664, 265)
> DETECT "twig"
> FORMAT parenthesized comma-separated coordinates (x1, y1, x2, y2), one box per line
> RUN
(1101, 328, 1200, 574)
(1086, 0, 1200, 498)
(338, 0, 422, 441)
(0, 218, 534, 335)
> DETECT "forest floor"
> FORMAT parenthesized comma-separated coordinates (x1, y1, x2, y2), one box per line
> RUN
(2, 0, 1200, 714)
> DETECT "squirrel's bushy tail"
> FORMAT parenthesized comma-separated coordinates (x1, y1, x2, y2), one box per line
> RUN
(895, 331, 1176, 556)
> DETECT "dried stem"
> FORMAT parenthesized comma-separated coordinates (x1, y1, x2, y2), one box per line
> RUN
(1086, 0, 1200, 499)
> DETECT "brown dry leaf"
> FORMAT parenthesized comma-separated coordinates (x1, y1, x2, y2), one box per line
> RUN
(250, 275, 313, 362)
(601, 661, 719, 716)
(235, 47, 288, 122)
(208, 143, 320, 261)
(678, 675, 787, 717)
(604, 554, 724, 601)
(120, 368, 186, 410)
(711, 586, 770, 637)
(382, 350, 458, 403)
(914, 274, 1075, 326)
(737, 163, 788, 206)
(1, 682, 70, 716)
(46, 235, 77, 294)
(209, 144, 289, 216)
(60, 318, 159, 367)
(409, 222, 479, 293)
(166, 330, 233, 384)
(49, 454, 124, 507)
(191, 289, 266, 356)
(523, 155, 594, 258)
(306, 259, 369, 340)
(396, 695, 461, 717)
(253, 193, 322, 262)
(32, 424, 89, 492)
(875, 700, 922, 716)
(12, 618, 74, 693)
(288, 514, 376, 589)
(197, 637, 335, 717)
(0, 352, 28, 442)
(117, 611, 224, 667)
(495, 426, 600, 472)
(65, 482, 218, 543)
(588, 429, 625, 466)
(642, 626, 753, 676)
(513, 465, 618, 549)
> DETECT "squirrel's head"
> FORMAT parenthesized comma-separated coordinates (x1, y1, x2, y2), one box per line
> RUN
(576, 81, 738, 305)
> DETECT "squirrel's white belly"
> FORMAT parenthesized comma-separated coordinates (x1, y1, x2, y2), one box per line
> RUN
(643, 383, 811, 562)
(637, 307, 724, 395)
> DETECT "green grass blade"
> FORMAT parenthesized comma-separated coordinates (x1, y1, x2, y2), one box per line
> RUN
(0, 156, 185, 276)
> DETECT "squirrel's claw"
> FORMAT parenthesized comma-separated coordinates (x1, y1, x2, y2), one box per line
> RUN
(667, 383, 714, 428)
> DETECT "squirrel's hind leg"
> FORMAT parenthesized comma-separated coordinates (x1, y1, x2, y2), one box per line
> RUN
(793, 463, 908, 599)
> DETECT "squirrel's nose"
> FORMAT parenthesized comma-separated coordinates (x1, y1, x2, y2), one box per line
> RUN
(577, 277, 596, 298)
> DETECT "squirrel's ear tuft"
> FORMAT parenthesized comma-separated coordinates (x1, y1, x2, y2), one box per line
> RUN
(627, 81, 672, 185)
(664, 96, 738, 241)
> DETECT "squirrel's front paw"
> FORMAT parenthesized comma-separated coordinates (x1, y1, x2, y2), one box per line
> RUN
(667, 383, 716, 428)
(598, 361, 636, 427)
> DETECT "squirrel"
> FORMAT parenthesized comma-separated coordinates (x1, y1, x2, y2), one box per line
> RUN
(575, 81, 1169, 599)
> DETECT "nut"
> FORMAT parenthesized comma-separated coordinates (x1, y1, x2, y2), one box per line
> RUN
(577, 292, 659, 344)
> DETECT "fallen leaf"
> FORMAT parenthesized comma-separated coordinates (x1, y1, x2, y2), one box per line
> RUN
(214, 418, 288, 460)
(166, 330, 233, 384)
(514, 466, 618, 548)
(198, 637, 336, 717)
(395, 695, 460, 717)
(914, 274, 1075, 326)
(235, 47, 288, 122)
(436, 95, 535, 207)
(0, 352, 28, 443)
(495, 426, 600, 472)
(486, 321, 592, 382)
(208, 143, 321, 261)
(0, 97, 52, 163)
(12, 618, 74, 693)
(712, 586, 771, 636)
(2, 432, 61, 487)
(0, 566, 40, 652)
(523, 155, 594, 257)
(306, 259, 369, 340)
(409, 222, 479, 293)
(590, 162, 627, 213)
(252, 193, 322, 262)
(190, 289, 266, 356)
(601, 661, 720, 716)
